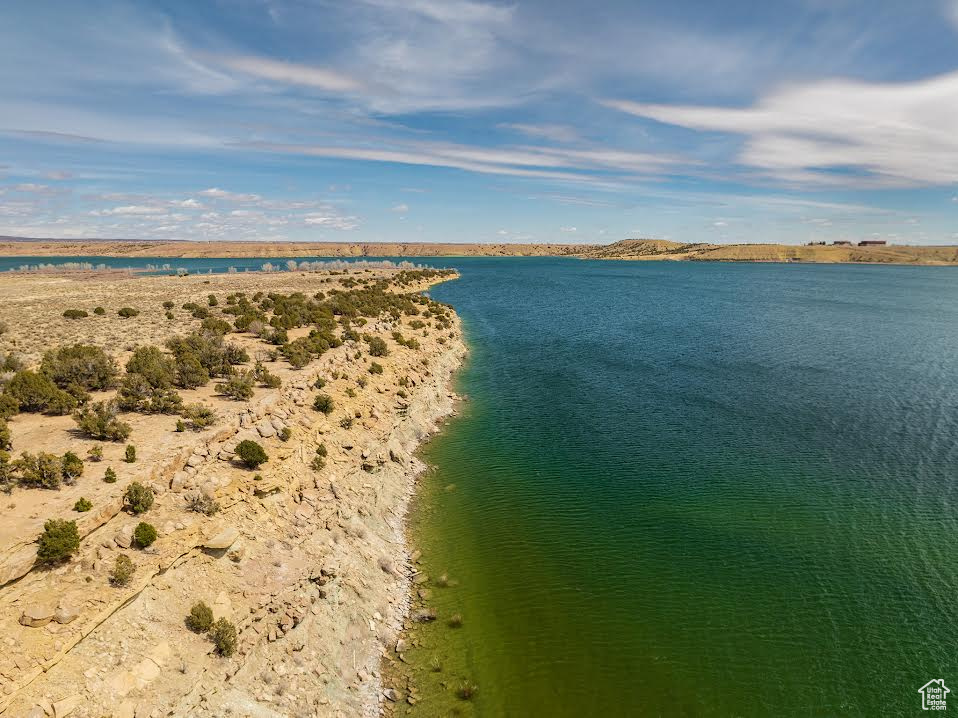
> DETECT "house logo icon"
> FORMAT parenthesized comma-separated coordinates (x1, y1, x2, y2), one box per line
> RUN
(919, 679, 950, 710)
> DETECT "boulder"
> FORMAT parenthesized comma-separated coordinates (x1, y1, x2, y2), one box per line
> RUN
(186, 454, 204, 468)
(19, 604, 55, 628)
(114, 525, 133, 549)
(54, 601, 79, 625)
(52, 695, 81, 718)
(256, 419, 276, 438)
(205, 527, 240, 550)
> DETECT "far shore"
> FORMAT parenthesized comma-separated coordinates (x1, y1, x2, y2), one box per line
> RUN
(2, 237, 958, 265)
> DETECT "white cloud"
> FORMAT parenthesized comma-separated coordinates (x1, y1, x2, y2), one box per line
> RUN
(499, 123, 580, 143)
(172, 198, 204, 209)
(391, 203, 409, 213)
(303, 213, 359, 230)
(560, 226, 577, 232)
(89, 205, 165, 216)
(217, 55, 362, 93)
(199, 187, 263, 202)
(604, 69, 958, 188)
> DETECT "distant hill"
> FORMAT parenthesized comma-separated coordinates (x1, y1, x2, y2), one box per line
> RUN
(578, 239, 958, 265)
(0, 236, 956, 265)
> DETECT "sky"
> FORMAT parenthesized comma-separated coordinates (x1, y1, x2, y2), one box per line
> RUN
(2, 0, 958, 245)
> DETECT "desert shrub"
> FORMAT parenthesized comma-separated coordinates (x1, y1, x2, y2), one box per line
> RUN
(339, 416, 354, 429)
(167, 332, 247, 378)
(310, 454, 325, 471)
(87, 444, 103, 461)
(36, 519, 80, 565)
(278, 427, 291, 442)
(73, 401, 131, 441)
(315, 443, 327, 458)
(181, 403, 216, 430)
(173, 355, 209, 389)
(409, 319, 425, 330)
(200, 317, 231, 336)
(208, 294, 218, 307)
(190, 306, 210, 320)
(369, 362, 384, 375)
(62, 309, 88, 319)
(123, 481, 153, 513)
(210, 618, 237, 656)
(41, 344, 118, 395)
(124, 444, 137, 463)
(14, 452, 63, 489)
(235, 440, 267, 469)
(6, 370, 77, 414)
(313, 393, 334, 415)
(117, 374, 183, 413)
(94, 306, 106, 315)
(104, 467, 118, 483)
(364, 335, 389, 357)
(2, 352, 23, 372)
(132, 522, 157, 548)
(313, 377, 326, 389)
(0, 420, 10, 451)
(73, 497, 92, 512)
(186, 601, 214, 633)
(61, 452, 84, 483)
(110, 554, 135, 586)
(117, 307, 139, 318)
(0, 394, 19, 419)
(345, 387, 356, 398)
(165, 311, 175, 320)
(126, 346, 175, 388)
(215, 371, 255, 401)
(253, 362, 281, 388)
(162, 301, 175, 310)
(186, 492, 220, 516)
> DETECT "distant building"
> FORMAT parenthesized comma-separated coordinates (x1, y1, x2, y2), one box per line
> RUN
(858, 240, 887, 246)
(806, 241, 826, 246)
(833, 241, 852, 246)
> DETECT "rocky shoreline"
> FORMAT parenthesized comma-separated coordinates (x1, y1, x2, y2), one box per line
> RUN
(0, 268, 465, 717)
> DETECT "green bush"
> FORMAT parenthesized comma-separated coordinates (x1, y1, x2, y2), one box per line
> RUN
(365, 335, 389, 357)
(73, 401, 131, 441)
(132, 522, 157, 548)
(61, 452, 84, 483)
(73, 497, 92, 512)
(123, 481, 153, 514)
(87, 444, 103, 461)
(210, 618, 237, 657)
(110, 554, 135, 586)
(117, 307, 139, 318)
(313, 393, 335, 415)
(41, 344, 118, 394)
(6, 370, 77, 414)
(117, 374, 183, 414)
(186, 601, 214, 633)
(173, 355, 209, 389)
(93, 306, 106, 315)
(36, 519, 80, 565)
(235, 440, 267, 469)
(162, 301, 175, 310)
(278, 427, 291, 442)
(0, 394, 19, 419)
(200, 317, 231, 336)
(124, 444, 137, 463)
(208, 294, 218, 307)
(0, 420, 10, 451)
(125, 346, 175, 388)
(253, 362, 281, 388)
(175, 420, 185, 432)
(369, 362, 384, 375)
(104, 467, 118, 483)
(310, 454, 325, 471)
(14, 452, 63, 489)
(181, 403, 216, 430)
(215, 371, 255, 401)
(62, 309, 88, 319)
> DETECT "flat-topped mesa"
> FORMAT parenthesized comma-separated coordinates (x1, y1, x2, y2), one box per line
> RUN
(0, 266, 466, 717)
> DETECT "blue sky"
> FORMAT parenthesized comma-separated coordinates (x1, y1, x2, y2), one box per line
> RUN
(2, 0, 958, 244)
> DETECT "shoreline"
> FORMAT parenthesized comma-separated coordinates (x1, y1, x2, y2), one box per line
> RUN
(0, 267, 467, 716)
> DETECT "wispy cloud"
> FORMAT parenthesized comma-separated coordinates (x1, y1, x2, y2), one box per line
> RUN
(216, 55, 362, 93)
(603, 69, 958, 187)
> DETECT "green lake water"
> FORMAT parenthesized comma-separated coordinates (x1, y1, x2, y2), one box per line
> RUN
(396, 258, 958, 717)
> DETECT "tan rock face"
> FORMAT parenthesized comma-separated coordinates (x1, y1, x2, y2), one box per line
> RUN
(204, 526, 240, 550)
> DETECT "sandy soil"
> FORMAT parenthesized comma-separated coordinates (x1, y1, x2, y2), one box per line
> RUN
(0, 268, 465, 718)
